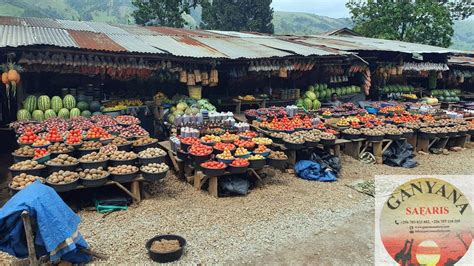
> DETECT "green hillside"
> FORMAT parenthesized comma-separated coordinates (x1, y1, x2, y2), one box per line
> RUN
(0, 1, 471, 50)
(273, 11, 352, 35)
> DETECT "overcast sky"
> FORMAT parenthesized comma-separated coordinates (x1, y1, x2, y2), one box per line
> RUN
(271, 0, 350, 18)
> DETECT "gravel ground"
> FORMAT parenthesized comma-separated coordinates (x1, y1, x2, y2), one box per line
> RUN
(1, 148, 473, 264)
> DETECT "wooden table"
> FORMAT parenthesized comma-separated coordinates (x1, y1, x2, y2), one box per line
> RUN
(72, 177, 144, 204)
(416, 135, 468, 153)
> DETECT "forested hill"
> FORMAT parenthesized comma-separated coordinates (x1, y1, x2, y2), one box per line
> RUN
(0, 0, 471, 50)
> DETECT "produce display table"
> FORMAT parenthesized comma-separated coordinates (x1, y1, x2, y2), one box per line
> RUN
(416, 135, 468, 153)
(232, 98, 266, 114)
(73, 177, 144, 204)
(344, 138, 396, 164)
(194, 168, 264, 198)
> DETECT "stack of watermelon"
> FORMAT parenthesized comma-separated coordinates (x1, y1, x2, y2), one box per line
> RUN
(380, 85, 415, 94)
(17, 94, 103, 121)
(431, 89, 461, 102)
(295, 83, 362, 111)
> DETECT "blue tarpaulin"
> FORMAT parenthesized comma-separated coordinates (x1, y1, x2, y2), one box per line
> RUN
(294, 160, 337, 182)
(0, 181, 91, 263)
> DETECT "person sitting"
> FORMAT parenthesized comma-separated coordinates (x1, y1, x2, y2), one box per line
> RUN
(328, 93, 342, 107)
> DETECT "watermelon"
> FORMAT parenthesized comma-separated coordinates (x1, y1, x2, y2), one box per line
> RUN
(319, 90, 326, 99)
(77, 101, 89, 111)
(314, 91, 320, 99)
(313, 99, 321, 110)
(17, 109, 31, 121)
(70, 108, 81, 118)
(303, 98, 313, 110)
(63, 94, 76, 110)
(23, 95, 37, 113)
(44, 109, 57, 119)
(58, 108, 70, 119)
(304, 91, 317, 100)
(89, 101, 101, 112)
(51, 96, 63, 113)
(295, 99, 304, 107)
(336, 88, 342, 96)
(308, 86, 315, 92)
(92, 111, 102, 115)
(81, 110, 92, 117)
(32, 110, 44, 122)
(37, 95, 51, 111)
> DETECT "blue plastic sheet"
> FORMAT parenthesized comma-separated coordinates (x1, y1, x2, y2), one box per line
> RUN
(0, 181, 91, 263)
(294, 160, 337, 182)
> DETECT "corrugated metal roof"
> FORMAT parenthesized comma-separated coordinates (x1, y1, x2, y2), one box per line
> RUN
(249, 38, 349, 56)
(23, 17, 62, 29)
(56, 19, 98, 32)
(85, 21, 129, 35)
(137, 35, 228, 58)
(0, 25, 78, 48)
(0, 16, 465, 59)
(113, 24, 157, 36)
(68, 30, 125, 52)
(449, 56, 474, 67)
(194, 36, 293, 59)
(299, 35, 461, 54)
(106, 34, 165, 54)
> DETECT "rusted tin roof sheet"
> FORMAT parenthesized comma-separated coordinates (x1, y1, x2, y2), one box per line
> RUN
(0, 25, 78, 48)
(194, 36, 292, 59)
(298, 35, 461, 54)
(67, 30, 125, 52)
(56, 19, 98, 32)
(449, 56, 474, 67)
(107, 34, 165, 54)
(23, 17, 62, 29)
(137, 35, 227, 58)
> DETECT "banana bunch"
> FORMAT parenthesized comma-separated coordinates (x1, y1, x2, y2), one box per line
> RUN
(103, 105, 127, 112)
(117, 99, 143, 106)
(401, 94, 417, 100)
(238, 95, 256, 101)
(154, 92, 167, 100)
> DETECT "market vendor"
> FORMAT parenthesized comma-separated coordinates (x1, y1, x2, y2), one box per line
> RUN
(328, 93, 342, 107)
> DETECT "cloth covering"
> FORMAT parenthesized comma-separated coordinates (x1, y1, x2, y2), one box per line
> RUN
(294, 160, 337, 182)
(0, 181, 91, 263)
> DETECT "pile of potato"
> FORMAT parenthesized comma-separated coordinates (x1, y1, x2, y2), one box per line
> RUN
(79, 168, 108, 180)
(342, 128, 361, 135)
(10, 160, 44, 170)
(268, 151, 287, 160)
(360, 128, 384, 136)
(47, 170, 78, 184)
(133, 136, 157, 146)
(108, 165, 138, 174)
(47, 154, 78, 165)
(10, 174, 43, 190)
(141, 163, 169, 173)
(283, 134, 305, 144)
(99, 144, 118, 155)
(110, 151, 137, 161)
(138, 148, 166, 158)
(80, 141, 102, 150)
(320, 132, 336, 140)
(80, 152, 108, 162)
(48, 143, 74, 153)
(112, 137, 130, 146)
(14, 146, 35, 156)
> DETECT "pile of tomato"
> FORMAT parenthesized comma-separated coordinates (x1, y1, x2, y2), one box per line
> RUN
(33, 148, 48, 159)
(239, 130, 257, 138)
(189, 144, 213, 156)
(230, 158, 249, 167)
(201, 161, 226, 169)
(86, 126, 108, 139)
(254, 145, 267, 153)
(18, 128, 38, 144)
(45, 128, 63, 143)
(66, 129, 82, 144)
(214, 142, 236, 151)
(181, 137, 200, 146)
(234, 139, 255, 148)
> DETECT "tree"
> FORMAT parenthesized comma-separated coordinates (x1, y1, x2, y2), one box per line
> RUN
(201, 0, 274, 34)
(132, 0, 202, 27)
(346, 0, 474, 48)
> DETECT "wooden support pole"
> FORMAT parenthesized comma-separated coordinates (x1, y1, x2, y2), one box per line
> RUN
(130, 181, 141, 204)
(113, 182, 140, 202)
(373, 141, 383, 164)
(208, 176, 218, 197)
(344, 141, 362, 159)
(21, 211, 38, 266)
(416, 138, 430, 152)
